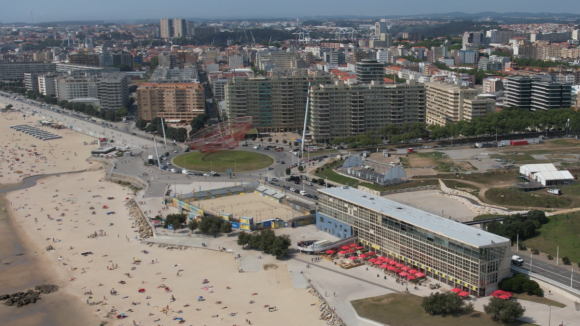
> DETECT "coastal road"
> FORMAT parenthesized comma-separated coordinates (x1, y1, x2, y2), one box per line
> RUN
(517, 255, 580, 291)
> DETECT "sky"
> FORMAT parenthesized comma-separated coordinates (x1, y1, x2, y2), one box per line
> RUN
(1, 0, 579, 23)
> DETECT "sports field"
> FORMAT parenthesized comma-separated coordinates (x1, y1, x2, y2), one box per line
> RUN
(172, 150, 274, 172)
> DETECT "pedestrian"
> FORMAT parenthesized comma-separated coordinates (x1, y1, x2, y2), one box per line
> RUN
(325, 292, 327, 297)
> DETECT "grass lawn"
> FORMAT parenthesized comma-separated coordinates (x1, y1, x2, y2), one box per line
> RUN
(359, 179, 440, 192)
(523, 212, 580, 263)
(314, 160, 360, 187)
(351, 293, 533, 326)
(511, 293, 566, 308)
(417, 171, 519, 186)
(560, 183, 580, 196)
(473, 214, 502, 221)
(443, 180, 480, 193)
(172, 150, 273, 172)
(486, 188, 572, 208)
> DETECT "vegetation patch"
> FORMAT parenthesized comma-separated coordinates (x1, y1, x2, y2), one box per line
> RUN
(522, 212, 580, 264)
(173, 150, 273, 172)
(486, 188, 572, 208)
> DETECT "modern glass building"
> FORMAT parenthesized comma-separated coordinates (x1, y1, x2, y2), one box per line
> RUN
(316, 187, 511, 296)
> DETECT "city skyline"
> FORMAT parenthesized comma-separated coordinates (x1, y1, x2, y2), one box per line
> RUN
(2, 1, 580, 24)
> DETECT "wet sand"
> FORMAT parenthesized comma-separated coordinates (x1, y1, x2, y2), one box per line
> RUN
(0, 195, 98, 326)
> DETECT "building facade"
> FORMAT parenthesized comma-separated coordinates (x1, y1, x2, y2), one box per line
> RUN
(225, 71, 332, 132)
(0, 63, 56, 81)
(355, 59, 384, 84)
(137, 83, 205, 122)
(56, 72, 129, 110)
(38, 74, 57, 96)
(309, 81, 425, 142)
(160, 18, 173, 39)
(505, 76, 572, 110)
(425, 82, 489, 126)
(316, 186, 511, 297)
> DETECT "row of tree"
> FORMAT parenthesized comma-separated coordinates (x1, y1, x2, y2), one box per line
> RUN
(331, 122, 429, 147)
(486, 210, 548, 242)
(136, 117, 188, 142)
(237, 229, 291, 258)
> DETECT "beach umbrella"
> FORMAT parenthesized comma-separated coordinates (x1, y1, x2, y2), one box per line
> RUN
(348, 256, 358, 260)
(338, 251, 347, 255)
(399, 272, 409, 277)
(401, 266, 411, 271)
(373, 261, 382, 265)
(458, 292, 469, 297)
(415, 272, 426, 278)
(326, 250, 335, 255)
(349, 243, 358, 247)
(368, 258, 377, 263)
(376, 256, 385, 260)
(393, 268, 402, 273)
(408, 269, 418, 274)
(395, 263, 404, 268)
(341, 245, 350, 250)
(383, 258, 392, 262)
(359, 254, 368, 259)
(387, 266, 396, 271)
(388, 260, 397, 265)
(347, 248, 356, 253)
(451, 288, 462, 293)
(367, 251, 376, 256)
(407, 275, 416, 280)
(380, 264, 388, 269)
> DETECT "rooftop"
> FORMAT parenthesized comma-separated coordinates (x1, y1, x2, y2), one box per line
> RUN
(318, 186, 510, 248)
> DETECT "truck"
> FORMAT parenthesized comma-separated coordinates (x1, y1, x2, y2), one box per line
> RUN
(547, 188, 562, 195)
(147, 155, 154, 165)
(511, 255, 524, 266)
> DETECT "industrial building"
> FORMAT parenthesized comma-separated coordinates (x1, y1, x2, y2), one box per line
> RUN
(519, 164, 574, 186)
(316, 186, 511, 296)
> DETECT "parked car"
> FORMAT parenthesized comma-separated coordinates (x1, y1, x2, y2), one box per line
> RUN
(170, 168, 178, 173)
(300, 190, 307, 196)
(271, 178, 278, 182)
(511, 255, 524, 266)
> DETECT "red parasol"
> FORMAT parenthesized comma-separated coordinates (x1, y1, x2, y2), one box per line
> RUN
(338, 251, 347, 255)
(349, 243, 358, 247)
(383, 258, 392, 262)
(348, 256, 358, 260)
(373, 261, 382, 265)
(367, 251, 376, 256)
(387, 266, 396, 271)
(380, 264, 388, 268)
(392, 268, 402, 273)
(347, 248, 356, 253)
(389, 260, 397, 265)
(399, 272, 409, 277)
(356, 246, 364, 250)
(499, 294, 511, 300)
(408, 269, 418, 274)
(415, 272, 426, 278)
(368, 258, 377, 263)
(359, 254, 368, 259)
(451, 288, 462, 293)
(401, 266, 411, 271)
(395, 263, 404, 268)
(458, 291, 469, 297)
(326, 250, 335, 255)
(341, 246, 350, 250)
(376, 256, 385, 260)
(407, 275, 416, 280)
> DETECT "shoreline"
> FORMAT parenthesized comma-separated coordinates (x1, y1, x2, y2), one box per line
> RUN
(0, 194, 98, 326)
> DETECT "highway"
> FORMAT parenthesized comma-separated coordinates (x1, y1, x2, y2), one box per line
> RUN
(517, 254, 580, 291)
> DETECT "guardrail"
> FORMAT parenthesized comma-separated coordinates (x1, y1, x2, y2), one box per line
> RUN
(511, 265, 580, 297)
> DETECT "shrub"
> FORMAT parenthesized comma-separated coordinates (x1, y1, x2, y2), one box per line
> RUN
(522, 280, 540, 294)
(547, 254, 554, 260)
(531, 248, 539, 255)
(533, 288, 543, 296)
(511, 277, 525, 293)
(562, 256, 571, 265)
(464, 302, 474, 314)
(518, 243, 527, 250)
(499, 278, 513, 292)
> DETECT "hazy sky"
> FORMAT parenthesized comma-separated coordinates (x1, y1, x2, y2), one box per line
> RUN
(1, 0, 578, 23)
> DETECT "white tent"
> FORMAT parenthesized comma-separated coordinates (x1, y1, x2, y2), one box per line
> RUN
(519, 164, 574, 186)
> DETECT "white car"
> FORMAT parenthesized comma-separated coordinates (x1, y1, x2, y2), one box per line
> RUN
(300, 190, 307, 196)
(170, 168, 178, 173)
(289, 188, 296, 192)
(203, 173, 212, 177)
(182, 169, 189, 174)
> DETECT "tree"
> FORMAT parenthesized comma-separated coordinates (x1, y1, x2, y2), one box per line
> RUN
(270, 234, 291, 258)
(209, 224, 219, 236)
(298, 166, 304, 172)
(484, 298, 525, 323)
(188, 219, 198, 233)
(116, 107, 129, 117)
(275, 139, 279, 143)
(237, 231, 251, 247)
(421, 292, 465, 315)
(220, 221, 232, 234)
(135, 119, 147, 130)
(318, 178, 325, 186)
(145, 123, 158, 133)
(562, 256, 571, 265)
(163, 213, 186, 232)
(198, 217, 213, 234)
(285, 168, 291, 175)
(268, 137, 272, 142)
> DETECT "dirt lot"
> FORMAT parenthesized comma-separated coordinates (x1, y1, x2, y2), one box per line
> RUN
(199, 192, 300, 222)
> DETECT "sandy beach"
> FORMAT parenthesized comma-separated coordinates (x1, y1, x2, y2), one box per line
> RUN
(0, 111, 100, 186)
(2, 167, 326, 325)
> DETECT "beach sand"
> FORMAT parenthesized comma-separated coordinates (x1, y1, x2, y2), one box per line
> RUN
(0, 111, 100, 186)
(2, 170, 327, 325)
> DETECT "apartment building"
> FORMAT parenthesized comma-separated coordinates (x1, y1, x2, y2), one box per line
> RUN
(38, 74, 57, 96)
(149, 64, 199, 83)
(173, 19, 188, 38)
(256, 51, 299, 70)
(505, 75, 572, 110)
(316, 186, 511, 297)
(225, 71, 332, 132)
(160, 18, 174, 39)
(483, 77, 504, 93)
(462, 31, 484, 46)
(69, 52, 101, 67)
(463, 96, 496, 121)
(0, 62, 56, 81)
(228, 54, 246, 69)
(425, 82, 494, 126)
(56, 72, 129, 110)
(308, 81, 426, 143)
(137, 83, 205, 122)
(24, 73, 39, 92)
(356, 59, 384, 84)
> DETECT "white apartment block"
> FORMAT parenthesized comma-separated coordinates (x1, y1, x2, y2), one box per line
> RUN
(425, 82, 494, 126)
(38, 74, 57, 96)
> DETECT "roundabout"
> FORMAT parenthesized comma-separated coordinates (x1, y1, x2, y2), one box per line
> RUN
(172, 150, 274, 173)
